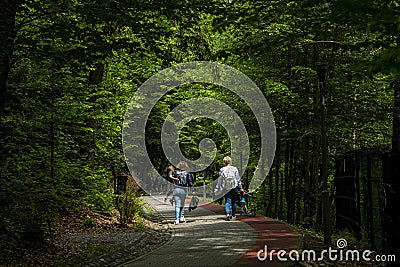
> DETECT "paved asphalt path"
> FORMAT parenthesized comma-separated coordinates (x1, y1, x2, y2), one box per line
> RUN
(121, 195, 301, 267)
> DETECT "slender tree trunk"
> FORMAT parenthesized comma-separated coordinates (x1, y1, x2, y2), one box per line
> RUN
(87, 62, 104, 166)
(288, 139, 295, 223)
(311, 138, 321, 228)
(284, 126, 293, 222)
(392, 80, 400, 155)
(265, 165, 273, 216)
(89, 63, 105, 85)
(310, 73, 323, 229)
(284, 139, 290, 221)
(303, 136, 312, 224)
(294, 142, 302, 224)
(274, 139, 281, 218)
(279, 161, 284, 218)
(268, 159, 274, 217)
(261, 177, 267, 216)
(352, 82, 359, 149)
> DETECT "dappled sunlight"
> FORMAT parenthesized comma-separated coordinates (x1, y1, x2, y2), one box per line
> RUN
(123, 196, 301, 266)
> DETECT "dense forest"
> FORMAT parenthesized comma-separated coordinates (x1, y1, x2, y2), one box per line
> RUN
(0, 0, 399, 262)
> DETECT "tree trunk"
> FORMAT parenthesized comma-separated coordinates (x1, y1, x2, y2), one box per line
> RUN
(294, 142, 302, 224)
(284, 138, 290, 220)
(261, 176, 267, 216)
(268, 157, 274, 217)
(274, 139, 281, 218)
(279, 160, 284, 218)
(392, 80, 400, 155)
(311, 75, 322, 229)
(265, 165, 273, 216)
(284, 129, 294, 222)
(89, 63, 105, 85)
(287, 139, 295, 223)
(86, 63, 104, 166)
(303, 136, 312, 225)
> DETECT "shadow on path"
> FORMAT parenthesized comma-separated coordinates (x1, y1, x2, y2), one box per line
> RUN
(121, 196, 301, 267)
(203, 203, 302, 266)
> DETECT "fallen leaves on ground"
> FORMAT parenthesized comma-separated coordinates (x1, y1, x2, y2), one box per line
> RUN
(0, 207, 171, 267)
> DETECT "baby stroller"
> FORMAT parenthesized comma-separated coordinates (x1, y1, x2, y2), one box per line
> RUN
(238, 190, 255, 217)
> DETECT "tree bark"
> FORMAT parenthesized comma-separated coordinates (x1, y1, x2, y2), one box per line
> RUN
(89, 63, 105, 85)
(392, 80, 400, 155)
(86, 63, 104, 166)
(274, 139, 281, 218)
(288, 139, 295, 223)
(284, 137, 290, 220)
(268, 157, 274, 216)
(284, 130, 294, 222)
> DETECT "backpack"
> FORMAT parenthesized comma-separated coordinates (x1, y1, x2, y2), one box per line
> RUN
(222, 166, 237, 190)
(174, 170, 193, 187)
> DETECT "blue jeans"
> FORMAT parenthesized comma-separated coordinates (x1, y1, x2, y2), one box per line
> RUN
(225, 187, 238, 217)
(173, 188, 187, 220)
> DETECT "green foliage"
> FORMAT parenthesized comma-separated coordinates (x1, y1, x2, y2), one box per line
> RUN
(84, 190, 115, 216)
(82, 172, 115, 216)
(114, 182, 147, 227)
(0, 0, 398, 256)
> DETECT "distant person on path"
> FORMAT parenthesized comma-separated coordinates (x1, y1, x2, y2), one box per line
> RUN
(215, 156, 242, 221)
(146, 172, 154, 195)
(164, 165, 175, 205)
(172, 161, 194, 224)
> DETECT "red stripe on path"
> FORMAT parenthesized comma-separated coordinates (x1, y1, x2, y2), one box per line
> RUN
(202, 203, 301, 267)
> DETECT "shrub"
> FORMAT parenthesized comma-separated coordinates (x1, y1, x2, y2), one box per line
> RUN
(114, 178, 147, 227)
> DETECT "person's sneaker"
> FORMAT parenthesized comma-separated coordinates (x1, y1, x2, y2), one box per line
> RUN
(226, 214, 230, 221)
(179, 216, 186, 223)
(231, 216, 236, 221)
(174, 219, 180, 225)
(169, 198, 174, 205)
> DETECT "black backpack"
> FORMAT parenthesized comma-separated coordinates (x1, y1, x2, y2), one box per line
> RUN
(174, 169, 193, 187)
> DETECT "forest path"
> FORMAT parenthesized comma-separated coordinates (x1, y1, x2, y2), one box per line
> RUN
(120, 195, 302, 267)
